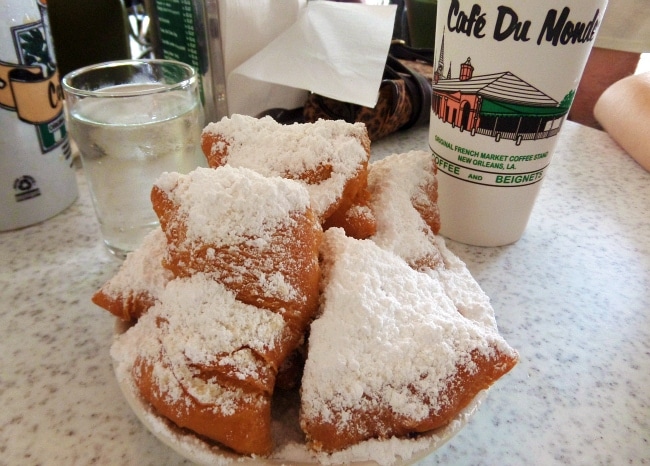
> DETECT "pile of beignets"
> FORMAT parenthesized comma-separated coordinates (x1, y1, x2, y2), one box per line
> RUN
(99, 115, 518, 459)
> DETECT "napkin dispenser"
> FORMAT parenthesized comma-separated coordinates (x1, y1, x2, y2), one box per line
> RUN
(145, 0, 396, 122)
(146, 0, 308, 122)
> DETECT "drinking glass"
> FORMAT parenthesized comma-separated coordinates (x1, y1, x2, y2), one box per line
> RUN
(62, 59, 206, 258)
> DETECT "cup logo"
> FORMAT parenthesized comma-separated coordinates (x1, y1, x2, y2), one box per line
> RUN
(432, 36, 573, 148)
(445, 1, 602, 45)
(13, 175, 41, 202)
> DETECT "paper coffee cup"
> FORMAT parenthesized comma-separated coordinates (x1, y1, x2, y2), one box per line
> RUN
(0, 0, 78, 231)
(429, 0, 607, 246)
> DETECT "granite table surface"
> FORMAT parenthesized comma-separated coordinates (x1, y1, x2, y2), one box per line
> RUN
(1, 120, 649, 465)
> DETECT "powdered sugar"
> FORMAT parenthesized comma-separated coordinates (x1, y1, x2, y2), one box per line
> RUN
(155, 165, 311, 248)
(160, 274, 284, 360)
(99, 227, 173, 300)
(202, 115, 369, 219)
(368, 151, 443, 268)
(426, 235, 499, 329)
(302, 228, 514, 426)
(368, 151, 497, 329)
(112, 273, 286, 413)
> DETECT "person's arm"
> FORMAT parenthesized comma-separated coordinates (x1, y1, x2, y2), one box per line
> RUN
(594, 71, 650, 172)
(569, 47, 641, 129)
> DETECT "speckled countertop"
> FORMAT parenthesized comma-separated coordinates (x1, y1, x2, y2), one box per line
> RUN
(1, 121, 649, 465)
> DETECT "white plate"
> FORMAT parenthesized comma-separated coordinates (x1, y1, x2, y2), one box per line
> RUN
(113, 319, 487, 466)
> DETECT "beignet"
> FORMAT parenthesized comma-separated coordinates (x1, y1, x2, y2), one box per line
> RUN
(200, 115, 375, 237)
(300, 228, 518, 452)
(114, 274, 287, 455)
(151, 166, 322, 343)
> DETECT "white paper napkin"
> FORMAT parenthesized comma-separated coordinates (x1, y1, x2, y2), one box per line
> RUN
(227, 1, 396, 115)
